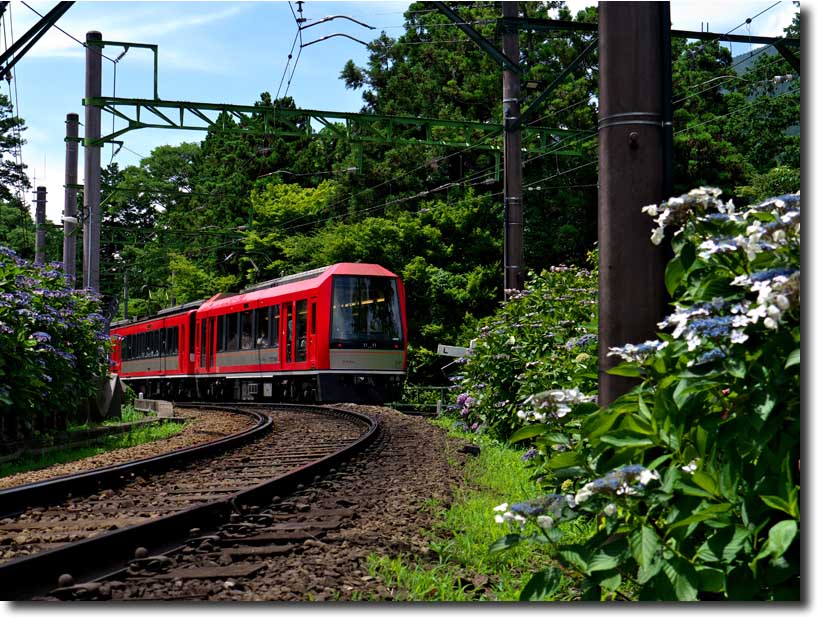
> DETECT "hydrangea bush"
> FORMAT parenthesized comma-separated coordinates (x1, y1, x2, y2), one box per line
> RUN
(448, 258, 598, 439)
(489, 189, 800, 601)
(0, 246, 110, 440)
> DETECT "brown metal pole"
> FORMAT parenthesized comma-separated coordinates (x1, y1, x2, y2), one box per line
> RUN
(502, 0, 524, 297)
(597, 1, 667, 406)
(83, 31, 102, 292)
(63, 112, 79, 285)
(34, 186, 46, 265)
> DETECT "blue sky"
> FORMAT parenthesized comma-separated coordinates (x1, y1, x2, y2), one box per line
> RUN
(2, 0, 800, 223)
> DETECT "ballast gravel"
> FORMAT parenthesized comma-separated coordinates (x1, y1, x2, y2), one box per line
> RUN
(0, 407, 254, 490)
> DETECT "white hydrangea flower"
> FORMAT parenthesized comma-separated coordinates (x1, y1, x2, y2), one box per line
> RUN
(603, 503, 618, 517)
(537, 515, 555, 529)
(681, 460, 698, 473)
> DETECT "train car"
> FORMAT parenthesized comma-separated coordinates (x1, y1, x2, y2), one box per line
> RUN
(111, 263, 407, 404)
(111, 300, 202, 400)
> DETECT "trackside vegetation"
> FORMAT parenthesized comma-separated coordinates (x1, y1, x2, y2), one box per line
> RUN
(0, 247, 111, 441)
(445, 188, 799, 601)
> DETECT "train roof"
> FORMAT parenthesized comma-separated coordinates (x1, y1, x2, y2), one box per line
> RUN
(110, 299, 204, 329)
(198, 263, 398, 315)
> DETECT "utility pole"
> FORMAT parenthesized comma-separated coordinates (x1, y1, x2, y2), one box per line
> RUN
(502, 1, 524, 296)
(83, 31, 102, 292)
(123, 270, 129, 320)
(597, 2, 668, 406)
(34, 186, 46, 265)
(63, 112, 79, 285)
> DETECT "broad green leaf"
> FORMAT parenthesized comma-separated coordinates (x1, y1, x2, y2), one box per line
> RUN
(630, 525, 661, 580)
(760, 495, 798, 518)
(594, 569, 622, 592)
(488, 534, 521, 555)
(599, 433, 655, 448)
(755, 520, 798, 563)
(558, 545, 590, 574)
(519, 567, 562, 601)
(662, 557, 699, 601)
(606, 363, 642, 377)
(691, 470, 720, 497)
(665, 256, 685, 296)
(508, 423, 550, 444)
(696, 566, 725, 594)
(589, 545, 627, 573)
(666, 503, 732, 532)
(785, 348, 800, 368)
(546, 451, 585, 470)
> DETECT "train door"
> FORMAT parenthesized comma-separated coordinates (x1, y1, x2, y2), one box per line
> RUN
(208, 317, 216, 371)
(199, 319, 206, 370)
(283, 303, 293, 366)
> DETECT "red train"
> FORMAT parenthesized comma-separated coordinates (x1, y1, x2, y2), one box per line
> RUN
(110, 263, 407, 403)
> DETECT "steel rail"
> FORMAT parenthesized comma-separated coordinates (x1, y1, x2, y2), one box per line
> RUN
(0, 404, 378, 600)
(0, 405, 271, 519)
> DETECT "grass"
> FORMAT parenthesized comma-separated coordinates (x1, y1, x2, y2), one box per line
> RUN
(362, 418, 594, 601)
(0, 418, 186, 479)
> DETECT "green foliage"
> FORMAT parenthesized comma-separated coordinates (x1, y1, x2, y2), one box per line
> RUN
(0, 247, 111, 440)
(488, 189, 800, 601)
(448, 254, 598, 439)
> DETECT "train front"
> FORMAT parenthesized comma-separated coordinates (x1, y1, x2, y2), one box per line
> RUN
(317, 265, 407, 403)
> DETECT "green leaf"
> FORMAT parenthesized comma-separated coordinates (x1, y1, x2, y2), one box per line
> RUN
(546, 451, 585, 470)
(630, 525, 662, 583)
(519, 567, 562, 601)
(752, 392, 776, 423)
(488, 534, 521, 555)
(691, 470, 721, 497)
(558, 545, 590, 574)
(665, 256, 685, 296)
(760, 495, 798, 518)
(662, 557, 699, 600)
(599, 433, 655, 448)
(589, 537, 628, 573)
(595, 569, 622, 592)
(696, 566, 725, 594)
(508, 423, 550, 444)
(666, 502, 733, 532)
(606, 362, 642, 377)
(754, 520, 798, 564)
(785, 348, 800, 368)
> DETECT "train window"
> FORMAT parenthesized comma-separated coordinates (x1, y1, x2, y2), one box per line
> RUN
(331, 276, 403, 345)
(254, 307, 271, 348)
(216, 315, 224, 352)
(200, 320, 207, 366)
(172, 326, 179, 354)
(311, 302, 316, 335)
(295, 299, 307, 362)
(240, 310, 254, 350)
(226, 313, 239, 351)
(160, 328, 167, 356)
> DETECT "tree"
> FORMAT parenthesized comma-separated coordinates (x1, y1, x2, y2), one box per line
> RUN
(0, 92, 29, 204)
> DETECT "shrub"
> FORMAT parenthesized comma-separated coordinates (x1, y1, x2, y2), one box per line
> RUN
(448, 255, 598, 440)
(489, 189, 800, 601)
(0, 247, 110, 439)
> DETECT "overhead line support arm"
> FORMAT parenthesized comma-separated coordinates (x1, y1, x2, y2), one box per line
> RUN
(431, 1, 521, 73)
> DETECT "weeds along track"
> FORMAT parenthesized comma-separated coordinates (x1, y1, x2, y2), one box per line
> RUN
(0, 404, 377, 600)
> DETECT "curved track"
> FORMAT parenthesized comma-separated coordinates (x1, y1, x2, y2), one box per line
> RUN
(0, 404, 378, 600)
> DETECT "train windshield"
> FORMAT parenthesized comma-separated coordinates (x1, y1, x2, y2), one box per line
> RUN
(331, 276, 403, 346)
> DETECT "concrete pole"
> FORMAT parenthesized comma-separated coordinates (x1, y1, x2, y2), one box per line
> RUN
(83, 31, 102, 292)
(502, 1, 524, 297)
(34, 186, 46, 265)
(63, 112, 79, 285)
(597, 2, 667, 406)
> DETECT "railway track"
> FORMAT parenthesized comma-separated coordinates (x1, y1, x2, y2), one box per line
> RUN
(0, 404, 378, 600)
